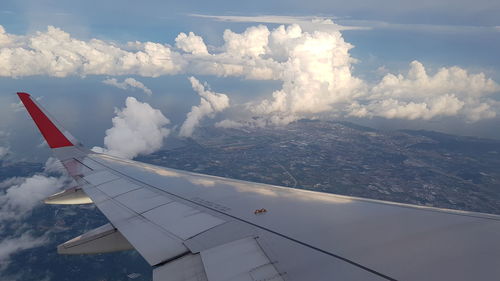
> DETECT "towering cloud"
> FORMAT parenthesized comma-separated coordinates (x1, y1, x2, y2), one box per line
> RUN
(92, 97, 170, 159)
(179, 77, 230, 137)
(249, 24, 365, 125)
(103, 77, 153, 96)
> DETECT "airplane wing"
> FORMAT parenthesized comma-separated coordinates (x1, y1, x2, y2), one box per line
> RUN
(18, 92, 500, 281)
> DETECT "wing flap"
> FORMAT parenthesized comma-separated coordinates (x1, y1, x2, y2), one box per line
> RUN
(153, 254, 208, 281)
(200, 237, 284, 281)
(117, 216, 188, 265)
(152, 237, 285, 281)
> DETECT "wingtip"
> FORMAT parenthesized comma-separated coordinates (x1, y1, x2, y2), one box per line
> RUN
(17, 92, 31, 98)
(17, 92, 74, 149)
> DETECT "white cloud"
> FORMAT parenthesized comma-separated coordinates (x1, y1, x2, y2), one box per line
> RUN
(0, 146, 8, 160)
(0, 158, 68, 271)
(103, 77, 153, 95)
(0, 26, 184, 78)
(189, 14, 369, 32)
(248, 24, 365, 124)
(215, 119, 245, 129)
(224, 25, 270, 58)
(92, 97, 170, 159)
(0, 233, 48, 269)
(0, 25, 19, 48)
(349, 61, 500, 121)
(179, 77, 230, 137)
(338, 19, 500, 34)
(10, 96, 43, 112)
(43, 156, 66, 174)
(0, 23, 498, 126)
(175, 32, 208, 55)
(0, 174, 65, 220)
(0, 157, 69, 227)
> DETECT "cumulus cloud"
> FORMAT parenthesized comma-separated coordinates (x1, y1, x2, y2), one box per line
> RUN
(0, 26, 184, 77)
(348, 61, 500, 121)
(102, 77, 153, 95)
(179, 77, 230, 137)
(0, 158, 69, 221)
(248, 24, 365, 125)
(92, 97, 170, 159)
(175, 32, 209, 55)
(0, 233, 48, 269)
(43, 156, 66, 174)
(0, 174, 59, 216)
(0, 23, 498, 125)
(0, 157, 69, 270)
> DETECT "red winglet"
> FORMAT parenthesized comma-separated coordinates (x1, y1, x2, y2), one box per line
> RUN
(17, 92, 74, 148)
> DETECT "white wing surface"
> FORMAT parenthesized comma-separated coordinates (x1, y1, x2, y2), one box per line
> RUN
(18, 92, 500, 281)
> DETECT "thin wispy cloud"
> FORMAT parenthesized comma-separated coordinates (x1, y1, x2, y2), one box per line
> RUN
(189, 14, 370, 31)
(338, 19, 500, 33)
(0, 146, 9, 160)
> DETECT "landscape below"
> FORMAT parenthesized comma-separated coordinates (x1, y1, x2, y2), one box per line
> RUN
(2, 120, 499, 280)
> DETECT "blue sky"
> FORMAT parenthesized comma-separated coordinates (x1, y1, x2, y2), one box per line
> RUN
(1, 0, 500, 161)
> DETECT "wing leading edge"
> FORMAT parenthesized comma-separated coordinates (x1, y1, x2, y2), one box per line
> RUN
(18, 92, 500, 281)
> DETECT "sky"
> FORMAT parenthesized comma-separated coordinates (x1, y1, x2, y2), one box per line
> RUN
(0, 0, 500, 162)
(0, 0, 499, 274)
